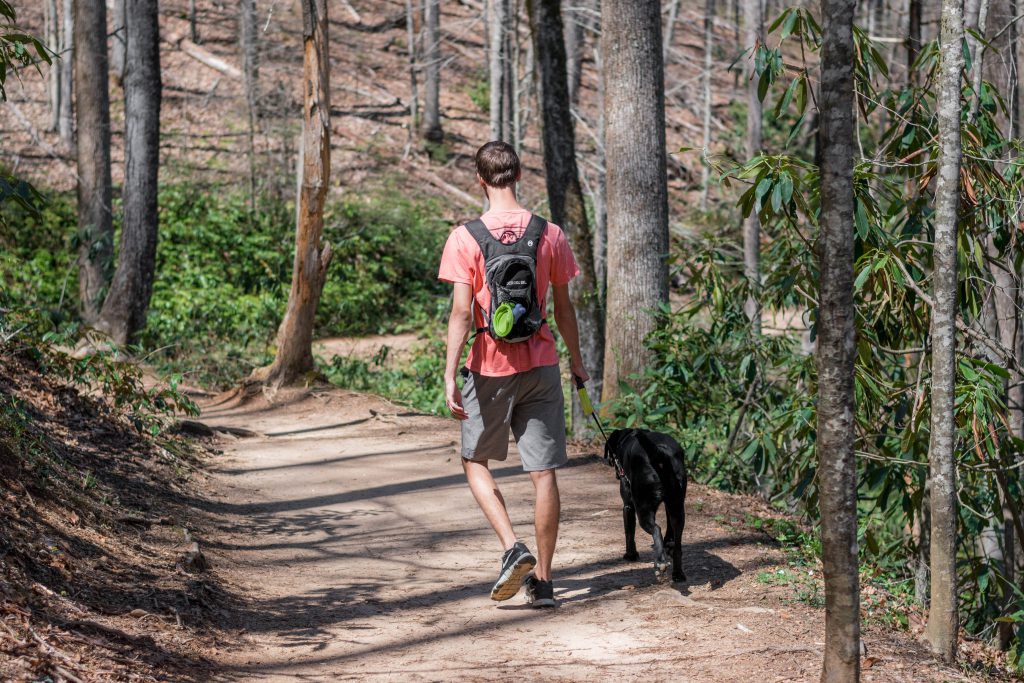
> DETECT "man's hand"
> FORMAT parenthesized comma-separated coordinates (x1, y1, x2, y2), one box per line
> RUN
(571, 361, 590, 385)
(445, 377, 469, 420)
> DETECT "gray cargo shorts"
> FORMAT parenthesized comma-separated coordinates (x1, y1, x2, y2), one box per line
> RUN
(459, 364, 568, 471)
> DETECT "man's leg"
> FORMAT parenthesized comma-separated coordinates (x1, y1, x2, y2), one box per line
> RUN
(530, 468, 560, 581)
(463, 458, 517, 550)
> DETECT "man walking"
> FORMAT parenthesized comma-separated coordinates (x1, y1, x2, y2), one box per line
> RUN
(439, 141, 589, 608)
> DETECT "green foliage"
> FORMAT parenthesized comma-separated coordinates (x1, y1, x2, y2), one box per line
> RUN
(322, 337, 447, 415)
(0, 184, 450, 387)
(613, 7, 1024, 654)
(465, 71, 490, 113)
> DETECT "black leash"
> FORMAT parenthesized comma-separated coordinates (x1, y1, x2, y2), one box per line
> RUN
(574, 376, 628, 484)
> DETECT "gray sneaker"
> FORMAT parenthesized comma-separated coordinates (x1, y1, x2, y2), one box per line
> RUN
(524, 574, 556, 608)
(490, 541, 537, 601)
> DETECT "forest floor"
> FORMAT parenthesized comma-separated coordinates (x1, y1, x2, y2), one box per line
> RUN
(194, 380, 1000, 682)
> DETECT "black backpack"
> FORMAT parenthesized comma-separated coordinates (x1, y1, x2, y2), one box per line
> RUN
(465, 214, 547, 343)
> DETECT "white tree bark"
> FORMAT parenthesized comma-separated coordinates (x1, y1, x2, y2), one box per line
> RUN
(924, 0, 964, 663)
(743, 0, 763, 334)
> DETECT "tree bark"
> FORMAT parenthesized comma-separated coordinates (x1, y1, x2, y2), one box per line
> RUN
(45, 0, 60, 132)
(817, 0, 861, 678)
(252, 0, 333, 388)
(96, 0, 161, 346)
(240, 0, 260, 210)
(967, 0, 988, 120)
(592, 0, 607, 299)
(503, 0, 517, 148)
(529, 0, 605, 434)
(908, 0, 922, 78)
(74, 0, 114, 324)
(744, 0, 763, 334)
(924, 0, 964, 662)
(58, 0, 74, 146)
(488, 0, 506, 141)
(700, 0, 715, 211)
(422, 0, 443, 143)
(112, 0, 126, 85)
(664, 0, 681, 63)
(404, 0, 420, 138)
(600, 0, 669, 404)
(564, 1, 584, 105)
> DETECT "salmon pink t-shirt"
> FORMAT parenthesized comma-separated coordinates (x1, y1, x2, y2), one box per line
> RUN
(438, 208, 580, 377)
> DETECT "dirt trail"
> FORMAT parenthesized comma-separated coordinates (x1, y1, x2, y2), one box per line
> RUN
(197, 387, 973, 682)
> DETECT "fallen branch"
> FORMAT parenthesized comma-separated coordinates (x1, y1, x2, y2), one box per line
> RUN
(405, 164, 479, 208)
(164, 31, 241, 79)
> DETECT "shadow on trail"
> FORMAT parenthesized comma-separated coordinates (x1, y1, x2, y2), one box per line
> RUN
(194, 456, 597, 516)
(209, 443, 455, 475)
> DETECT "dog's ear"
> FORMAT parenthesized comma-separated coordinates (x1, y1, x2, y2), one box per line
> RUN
(603, 438, 613, 466)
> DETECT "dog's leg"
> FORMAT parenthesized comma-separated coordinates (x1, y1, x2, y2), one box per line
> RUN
(638, 511, 669, 578)
(668, 504, 686, 582)
(622, 503, 639, 561)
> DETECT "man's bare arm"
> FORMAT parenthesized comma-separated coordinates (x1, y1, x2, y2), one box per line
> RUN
(444, 282, 474, 419)
(552, 283, 589, 382)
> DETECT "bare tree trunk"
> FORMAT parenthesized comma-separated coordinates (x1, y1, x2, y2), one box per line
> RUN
(664, 0, 681, 63)
(251, 0, 333, 388)
(924, 0, 964, 661)
(700, 0, 715, 211)
(908, 0, 922, 77)
(240, 0, 260, 212)
(488, 0, 506, 140)
(58, 0, 74, 146)
(967, 0, 988, 119)
(45, 0, 60, 132)
(744, 0, 763, 334)
(564, 1, 584, 105)
(600, 0, 669, 404)
(529, 0, 605, 435)
(405, 0, 420, 139)
(503, 0, 517, 148)
(592, 0, 607, 300)
(112, 0, 127, 85)
(75, 0, 114, 325)
(817, 0, 861, 678)
(189, 0, 199, 43)
(96, 0, 162, 346)
(422, 0, 443, 143)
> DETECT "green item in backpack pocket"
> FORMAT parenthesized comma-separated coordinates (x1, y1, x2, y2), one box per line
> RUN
(492, 302, 515, 338)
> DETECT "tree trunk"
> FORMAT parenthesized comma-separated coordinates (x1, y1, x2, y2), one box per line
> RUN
(189, 0, 199, 43)
(251, 0, 333, 388)
(924, 0, 964, 662)
(422, 0, 443, 143)
(404, 0, 420, 139)
(817, 0, 861, 678)
(45, 0, 59, 132)
(700, 0, 715, 211)
(744, 0, 763, 334)
(664, 0, 681, 63)
(58, 0, 74, 146)
(908, 0, 922, 78)
(74, 0, 114, 325)
(600, 0, 669, 404)
(967, 0, 988, 120)
(96, 0, 162, 346)
(240, 0, 260, 211)
(503, 0, 517, 148)
(564, 2, 584, 105)
(488, 0, 506, 141)
(112, 0, 126, 84)
(592, 0, 607, 301)
(529, 0, 605, 435)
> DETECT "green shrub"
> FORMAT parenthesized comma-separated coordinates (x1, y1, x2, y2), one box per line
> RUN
(0, 183, 451, 388)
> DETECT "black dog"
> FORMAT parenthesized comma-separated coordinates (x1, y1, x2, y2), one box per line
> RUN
(604, 428, 687, 582)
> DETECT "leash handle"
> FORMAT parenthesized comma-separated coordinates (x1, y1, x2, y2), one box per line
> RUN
(574, 376, 609, 442)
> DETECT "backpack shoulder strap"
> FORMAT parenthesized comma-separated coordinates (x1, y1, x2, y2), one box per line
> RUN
(522, 214, 548, 258)
(464, 219, 495, 260)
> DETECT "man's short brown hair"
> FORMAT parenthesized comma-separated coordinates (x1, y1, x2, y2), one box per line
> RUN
(475, 141, 521, 189)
